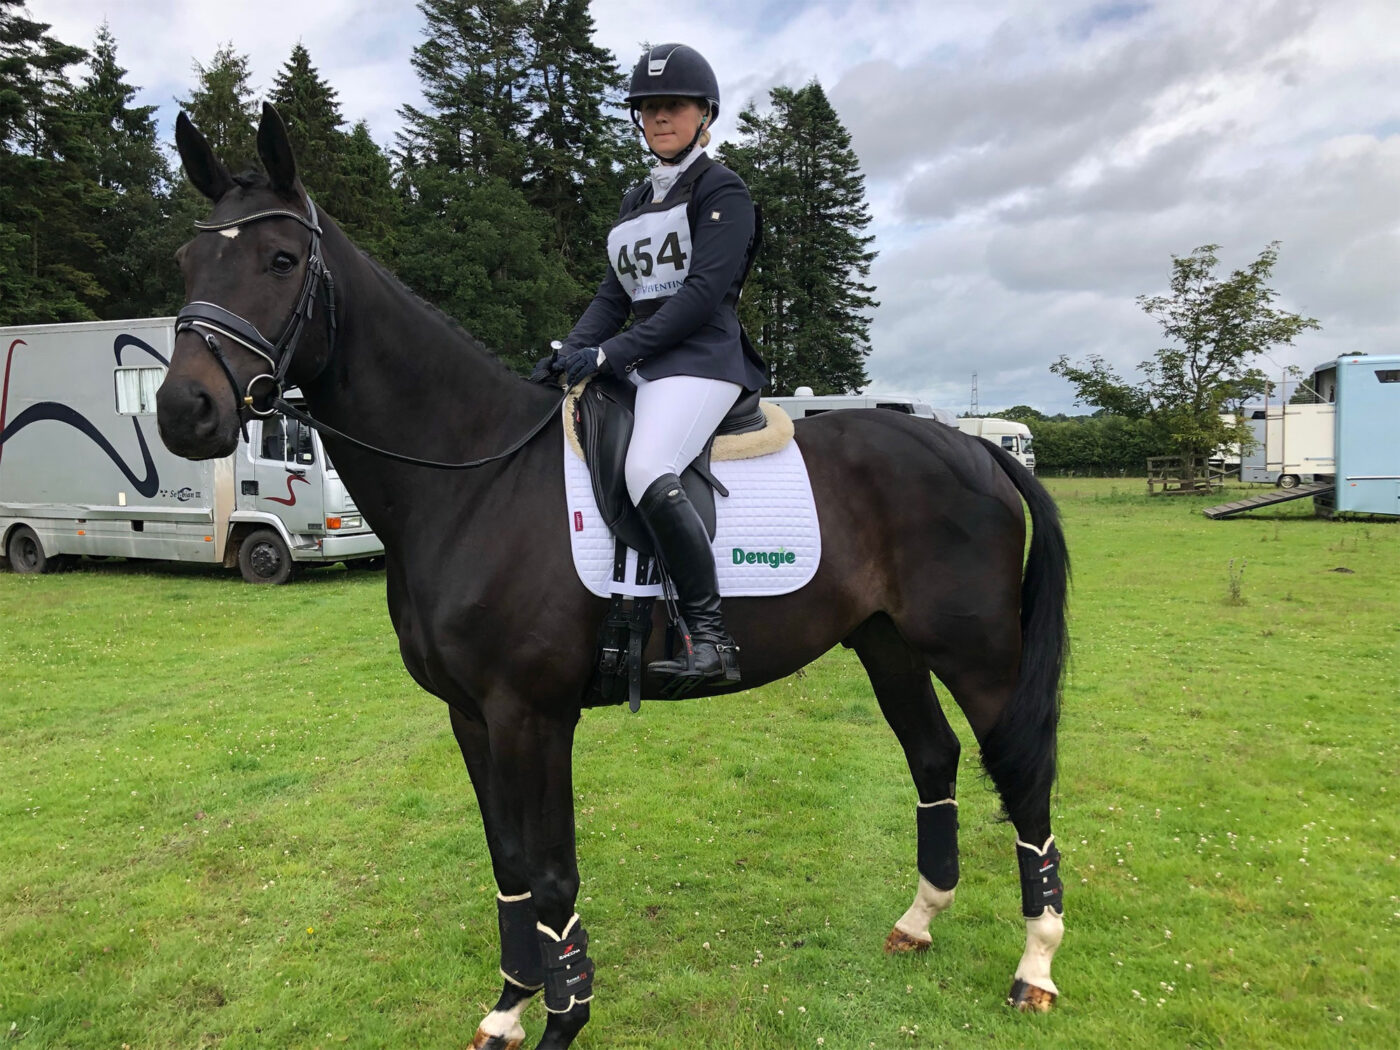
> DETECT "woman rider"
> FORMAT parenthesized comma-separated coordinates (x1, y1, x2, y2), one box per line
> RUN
(545, 43, 766, 695)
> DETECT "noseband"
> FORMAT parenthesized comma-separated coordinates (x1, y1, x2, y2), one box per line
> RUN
(176, 198, 337, 432)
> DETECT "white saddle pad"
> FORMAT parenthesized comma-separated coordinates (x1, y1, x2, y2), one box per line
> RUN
(563, 431, 821, 598)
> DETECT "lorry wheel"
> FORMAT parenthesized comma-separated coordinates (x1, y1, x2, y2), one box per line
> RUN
(7, 526, 64, 574)
(1278, 474, 1300, 489)
(238, 529, 297, 584)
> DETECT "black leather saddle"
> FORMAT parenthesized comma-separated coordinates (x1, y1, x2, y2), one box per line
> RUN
(574, 375, 767, 556)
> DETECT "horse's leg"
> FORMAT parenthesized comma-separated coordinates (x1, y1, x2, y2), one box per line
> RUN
(451, 708, 541, 1050)
(848, 615, 962, 954)
(485, 709, 592, 1050)
(940, 668, 1064, 1013)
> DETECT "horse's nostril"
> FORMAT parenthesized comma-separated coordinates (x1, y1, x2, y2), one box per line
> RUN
(190, 387, 218, 437)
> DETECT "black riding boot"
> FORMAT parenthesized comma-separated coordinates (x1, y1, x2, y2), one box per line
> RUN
(636, 473, 740, 697)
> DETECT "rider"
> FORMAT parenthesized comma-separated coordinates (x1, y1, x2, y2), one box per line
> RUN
(544, 42, 766, 694)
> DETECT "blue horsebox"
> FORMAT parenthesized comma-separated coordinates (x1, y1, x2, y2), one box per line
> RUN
(1317, 353, 1400, 516)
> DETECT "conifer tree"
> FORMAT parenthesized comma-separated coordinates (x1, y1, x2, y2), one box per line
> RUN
(75, 22, 178, 318)
(334, 120, 400, 261)
(399, 0, 530, 181)
(266, 45, 398, 260)
(522, 0, 643, 292)
(0, 0, 104, 323)
(393, 0, 582, 366)
(722, 82, 878, 395)
(178, 44, 258, 173)
(269, 43, 345, 198)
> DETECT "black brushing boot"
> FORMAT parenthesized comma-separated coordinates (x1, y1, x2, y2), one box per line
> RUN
(636, 473, 741, 697)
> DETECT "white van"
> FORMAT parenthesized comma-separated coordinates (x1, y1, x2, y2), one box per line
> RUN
(955, 418, 1036, 473)
(1, 317, 383, 582)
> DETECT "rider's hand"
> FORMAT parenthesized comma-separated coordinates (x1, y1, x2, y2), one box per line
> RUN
(563, 346, 606, 386)
(529, 353, 562, 384)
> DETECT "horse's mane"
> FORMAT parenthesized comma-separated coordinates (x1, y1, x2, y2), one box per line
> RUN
(227, 170, 524, 382)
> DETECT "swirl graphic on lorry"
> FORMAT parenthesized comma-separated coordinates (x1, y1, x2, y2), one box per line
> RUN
(0, 334, 169, 497)
(265, 471, 309, 506)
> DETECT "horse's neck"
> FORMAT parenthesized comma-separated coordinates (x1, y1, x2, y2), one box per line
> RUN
(304, 224, 555, 529)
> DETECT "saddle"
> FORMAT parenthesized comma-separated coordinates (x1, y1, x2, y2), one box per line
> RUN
(572, 374, 768, 557)
(569, 374, 769, 712)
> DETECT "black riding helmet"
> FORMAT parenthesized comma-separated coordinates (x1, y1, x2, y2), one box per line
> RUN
(626, 43, 720, 162)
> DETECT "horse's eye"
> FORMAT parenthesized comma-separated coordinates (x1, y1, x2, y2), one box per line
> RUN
(271, 252, 296, 275)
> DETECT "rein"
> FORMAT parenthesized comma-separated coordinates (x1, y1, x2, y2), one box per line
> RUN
(178, 194, 567, 470)
(270, 392, 565, 471)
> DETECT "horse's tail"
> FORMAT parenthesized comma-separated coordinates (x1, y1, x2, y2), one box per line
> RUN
(980, 443, 1070, 820)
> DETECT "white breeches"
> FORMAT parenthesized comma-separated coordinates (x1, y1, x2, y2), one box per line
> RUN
(625, 374, 742, 505)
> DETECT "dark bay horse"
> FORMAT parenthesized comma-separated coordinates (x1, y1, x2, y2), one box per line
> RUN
(156, 105, 1070, 1050)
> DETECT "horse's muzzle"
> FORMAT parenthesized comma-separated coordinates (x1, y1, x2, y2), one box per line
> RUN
(156, 375, 239, 460)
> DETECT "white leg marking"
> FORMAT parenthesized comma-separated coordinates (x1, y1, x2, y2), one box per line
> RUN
(894, 875, 955, 943)
(1013, 908, 1064, 996)
(478, 997, 529, 1044)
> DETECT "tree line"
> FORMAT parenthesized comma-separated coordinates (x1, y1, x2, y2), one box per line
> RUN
(0, 0, 877, 391)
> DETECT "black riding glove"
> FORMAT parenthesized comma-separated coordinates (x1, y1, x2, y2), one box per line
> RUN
(563, 346, 606, 386)
(529, 351, 563, 384)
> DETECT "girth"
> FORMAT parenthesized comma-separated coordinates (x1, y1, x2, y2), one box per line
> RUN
(573, 374, 766, 557)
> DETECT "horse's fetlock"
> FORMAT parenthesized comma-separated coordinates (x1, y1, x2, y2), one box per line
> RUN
(916, 798, 960, 890)
(1015, 836, 1064, 918)
(497, 892, 545, 990)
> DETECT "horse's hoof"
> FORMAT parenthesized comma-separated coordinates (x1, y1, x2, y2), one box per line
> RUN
(1007, 978, 1056, 1013)
(883, 926, 931, 954)
(471, 1027, 524, 1050)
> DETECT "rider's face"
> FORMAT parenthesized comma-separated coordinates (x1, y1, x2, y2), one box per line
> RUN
(640, 97, 708, 161)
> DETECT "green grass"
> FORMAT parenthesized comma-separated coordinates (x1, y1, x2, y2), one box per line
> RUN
(1, 479, 1396, 1049)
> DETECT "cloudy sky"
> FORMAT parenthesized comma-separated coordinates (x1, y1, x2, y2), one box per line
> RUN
(26, 0, 1400, 413)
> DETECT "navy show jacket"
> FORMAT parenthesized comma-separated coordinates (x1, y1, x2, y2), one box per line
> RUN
(564, 155, 768, 392)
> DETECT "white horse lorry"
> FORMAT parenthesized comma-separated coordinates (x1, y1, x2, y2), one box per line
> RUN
(1, 317, 383, 582)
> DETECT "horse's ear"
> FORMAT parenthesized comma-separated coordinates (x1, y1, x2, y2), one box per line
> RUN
(257, 102, 298, 194)
(175, 111, 234, 202)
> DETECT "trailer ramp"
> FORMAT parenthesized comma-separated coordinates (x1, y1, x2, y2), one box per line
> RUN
(1203, 482, 1335, 519)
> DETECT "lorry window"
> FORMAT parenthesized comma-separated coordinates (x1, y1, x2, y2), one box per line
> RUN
(260, 418, 288, 460)
(1001, 436, 1016, 450)
(875, 402, 914, 413)
(293, 420, 315, 464)
(258, 417, 315, 465)
(114, 367, 165, 415)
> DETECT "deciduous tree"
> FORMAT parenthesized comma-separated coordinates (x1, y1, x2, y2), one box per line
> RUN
(1051, 242, 1320, 479)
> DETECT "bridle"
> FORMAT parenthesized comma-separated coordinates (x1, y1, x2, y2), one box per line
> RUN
(176, 198, 337, 434)
(176, 194, 566, 470)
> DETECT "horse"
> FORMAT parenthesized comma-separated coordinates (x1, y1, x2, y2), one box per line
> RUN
(156, 104, 1070, 1050)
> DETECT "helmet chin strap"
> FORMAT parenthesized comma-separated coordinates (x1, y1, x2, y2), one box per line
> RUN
(634, 106, 711, 165)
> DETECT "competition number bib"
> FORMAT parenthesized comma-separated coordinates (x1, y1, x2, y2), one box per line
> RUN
(607, 200, 693, 305)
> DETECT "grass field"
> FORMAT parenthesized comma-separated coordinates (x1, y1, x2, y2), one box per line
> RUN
(2, 478, 1396, 1049)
